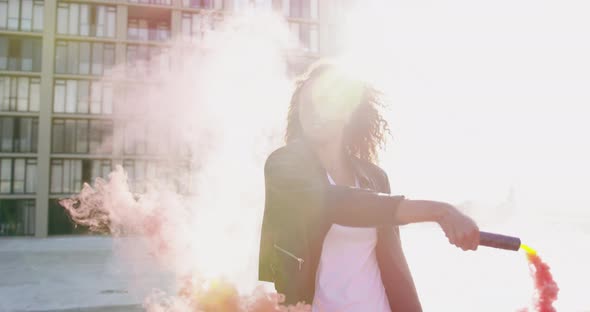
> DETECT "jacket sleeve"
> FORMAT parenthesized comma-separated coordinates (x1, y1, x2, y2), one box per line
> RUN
(264, 151, 406, 228)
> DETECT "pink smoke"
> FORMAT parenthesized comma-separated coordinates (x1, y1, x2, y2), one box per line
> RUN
(60, 167, 311, 311)
(524, 252, 559, 312)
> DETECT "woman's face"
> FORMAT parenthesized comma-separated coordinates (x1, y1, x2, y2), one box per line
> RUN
(298, 68, 364, 144)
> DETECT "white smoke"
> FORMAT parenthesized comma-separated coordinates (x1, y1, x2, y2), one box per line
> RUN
(60, 9, 312, 311)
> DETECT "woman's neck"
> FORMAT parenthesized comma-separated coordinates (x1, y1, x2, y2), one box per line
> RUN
(313, 139, 349, 178)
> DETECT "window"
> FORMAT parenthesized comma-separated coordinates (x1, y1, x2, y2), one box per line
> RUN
(90, 159, 112, 182)
(0, 76, 41, 112)
(79, 42, 91, 74)
(0, 37, 42, 72)
(20, 0, 33, 31)
(50, 159, 81, 193)
(123, 120, 169, 155)
(0, 158, 37, 193)
(286, 0, 318, 19)
(122, 159, 190, 194)
(7, 0, 18, 30)
(290, 22, 319, 53)
(56, 2, 116, 38)
(0, 0, 43, 32)
(180, 13, 217, 43)
(235, 0, 272, 10)
(127, 18, 170, 42)
(232, 0, 249, 11)
(122, 119, 191, 156)
(55, 80, 113, 114)
(182, 0, 225, 9)
(91, 42, 103, 74)
(123, 121, 141, 155)
(104, 44, 115, 75)
(123, 159, 151, 193)
(0, 117, 38, 153)
(126, 45, 170, 78)
(55, 41, 115, 76)
(278, 0, 319, 53)
(272, 0, 320, 19)
(52, 118, 113, 154)
(123, 159, 161, 193)
(50, 158, 111, 194)
(0, 199, 35, 236)
(128, 0, 172, 6)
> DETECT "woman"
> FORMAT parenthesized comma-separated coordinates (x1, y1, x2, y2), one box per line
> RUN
(258, 61, 479, 312)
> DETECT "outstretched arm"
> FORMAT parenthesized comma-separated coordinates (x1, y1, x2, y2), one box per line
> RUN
(264, 150, 480, 250)
(396, 199, 480, 251)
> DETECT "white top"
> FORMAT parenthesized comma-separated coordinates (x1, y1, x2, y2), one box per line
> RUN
(311, 173, 391, 312)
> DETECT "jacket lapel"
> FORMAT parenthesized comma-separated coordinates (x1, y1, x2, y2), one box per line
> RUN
(349, 157, 376, 191)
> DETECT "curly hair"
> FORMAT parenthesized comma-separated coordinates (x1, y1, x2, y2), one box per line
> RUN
(285, 60, 391, 164)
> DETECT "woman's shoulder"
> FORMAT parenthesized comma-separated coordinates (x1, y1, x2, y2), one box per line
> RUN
(264, 140, 315, 172)
(264, 140, 323, 187)
(266, 140, 311, 164)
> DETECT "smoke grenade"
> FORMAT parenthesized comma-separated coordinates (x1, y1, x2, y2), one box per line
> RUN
(477, 231, 559, 311)
(479, 231, 521, 251)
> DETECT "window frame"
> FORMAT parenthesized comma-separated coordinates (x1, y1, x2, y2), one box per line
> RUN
(0, 157, 37, 194)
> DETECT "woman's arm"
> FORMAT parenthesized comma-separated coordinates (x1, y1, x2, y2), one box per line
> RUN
(264, 149, 480, 250)
(395, 199, 450, 224)
(396, 199, 480, 251)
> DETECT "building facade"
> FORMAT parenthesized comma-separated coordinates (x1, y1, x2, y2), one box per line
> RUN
(0, 0, 344, 237)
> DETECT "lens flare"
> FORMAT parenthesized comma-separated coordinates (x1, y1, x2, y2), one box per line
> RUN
(520, 244, 559, 312)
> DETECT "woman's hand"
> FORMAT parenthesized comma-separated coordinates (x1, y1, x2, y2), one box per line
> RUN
(395, 198, 480, 250)
(437, 203, 480, 251)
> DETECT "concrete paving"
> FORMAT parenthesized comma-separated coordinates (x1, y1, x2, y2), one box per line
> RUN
(0, 236, 174, 312)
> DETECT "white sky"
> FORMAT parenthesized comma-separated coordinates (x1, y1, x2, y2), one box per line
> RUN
(335, 0, 590, 219)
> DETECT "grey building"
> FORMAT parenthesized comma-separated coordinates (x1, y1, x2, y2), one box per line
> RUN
(0, 0, 343, 237)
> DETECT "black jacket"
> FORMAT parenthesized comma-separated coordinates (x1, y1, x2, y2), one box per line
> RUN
(258, 139, 422, 311)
